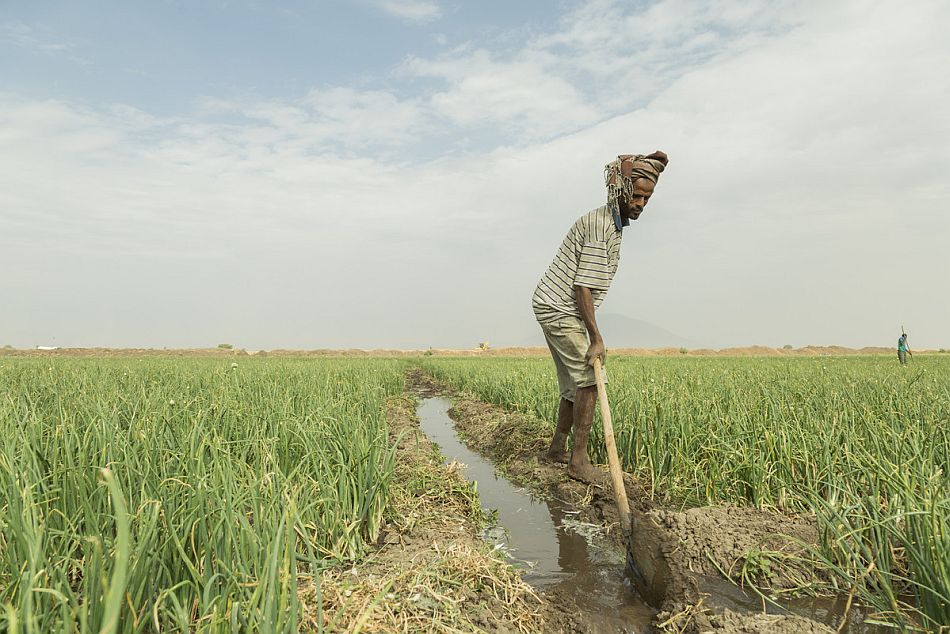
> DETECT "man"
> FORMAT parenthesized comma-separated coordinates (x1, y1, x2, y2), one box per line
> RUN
(898, 332, 912, 365)
(532, 151, 668, 484)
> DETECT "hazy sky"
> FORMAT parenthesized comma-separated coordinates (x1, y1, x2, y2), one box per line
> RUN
(2, 0, 948, 350)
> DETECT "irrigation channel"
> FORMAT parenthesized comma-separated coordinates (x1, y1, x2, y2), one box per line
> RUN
(417, 396, 891, 634)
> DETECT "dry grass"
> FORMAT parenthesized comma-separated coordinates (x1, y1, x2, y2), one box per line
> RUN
(305, 542, 543, 633)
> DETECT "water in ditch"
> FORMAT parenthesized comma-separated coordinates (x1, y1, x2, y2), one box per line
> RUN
(417, 396, 896, 633)
(417, 397, 654, 632)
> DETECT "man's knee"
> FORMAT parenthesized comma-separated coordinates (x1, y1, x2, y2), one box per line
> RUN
(573, 385, 597, 413)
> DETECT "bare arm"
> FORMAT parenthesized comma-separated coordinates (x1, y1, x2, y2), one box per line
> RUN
(574, 285, 605, 367)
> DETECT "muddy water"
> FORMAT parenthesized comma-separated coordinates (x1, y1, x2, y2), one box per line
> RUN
(417, 397, 655, 632)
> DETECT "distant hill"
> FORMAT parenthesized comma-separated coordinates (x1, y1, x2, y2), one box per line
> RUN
(510, 313, 699, 349)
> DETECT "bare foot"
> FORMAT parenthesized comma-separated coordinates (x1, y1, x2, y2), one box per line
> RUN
(543, 449, 570, 464)
(567, 462, 607, 485)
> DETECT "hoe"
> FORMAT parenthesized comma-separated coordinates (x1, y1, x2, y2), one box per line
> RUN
(594, 358, 670, 607)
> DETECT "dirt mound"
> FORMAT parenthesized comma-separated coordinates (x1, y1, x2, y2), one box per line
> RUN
(716, 346, 783, 356)
(705, 610, 834, 633)
(856, 346, 893, 355)
(652, 505, 818, 588)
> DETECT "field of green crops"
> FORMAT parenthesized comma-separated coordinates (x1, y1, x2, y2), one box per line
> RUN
(0, 357, 406, 632)
(3, 353, 948, 631)
(420, 355, 950, 631)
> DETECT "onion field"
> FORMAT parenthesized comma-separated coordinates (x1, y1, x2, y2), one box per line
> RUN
(0, 357, 406, 632)
(419, 355, 950, 630)
(3, 353, 948, 631)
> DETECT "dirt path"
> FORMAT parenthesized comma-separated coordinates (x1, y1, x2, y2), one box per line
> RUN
(409, 371, 839, 633)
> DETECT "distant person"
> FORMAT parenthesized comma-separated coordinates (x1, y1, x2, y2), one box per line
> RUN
(898, 332, 912, 365)
(532, 151, 668, 484)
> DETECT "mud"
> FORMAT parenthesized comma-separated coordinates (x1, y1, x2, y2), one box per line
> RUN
(409, 370, 888, 633)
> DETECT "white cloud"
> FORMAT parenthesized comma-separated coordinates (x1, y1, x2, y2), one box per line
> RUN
(403, 49, 600, 139)
(1, 0, 949, 348)
(194, 87, 428, 153)
(0, 20, 89, 64)
(396, 0, 802, 144)
(370, 0, 441, 24)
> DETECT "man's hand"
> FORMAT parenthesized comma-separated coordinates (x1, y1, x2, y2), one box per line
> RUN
(585, 338, 605, 368)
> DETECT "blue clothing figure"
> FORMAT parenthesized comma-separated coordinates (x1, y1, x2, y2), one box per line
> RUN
(897, 333, 912, 365)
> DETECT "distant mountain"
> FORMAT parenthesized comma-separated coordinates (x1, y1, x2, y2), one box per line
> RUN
(510, 313, 700, 349)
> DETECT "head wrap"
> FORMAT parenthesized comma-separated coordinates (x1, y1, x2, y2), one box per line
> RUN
(604, 153, 667, 230)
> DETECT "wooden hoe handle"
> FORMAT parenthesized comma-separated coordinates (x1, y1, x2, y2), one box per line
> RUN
(593, 358, 632, 537)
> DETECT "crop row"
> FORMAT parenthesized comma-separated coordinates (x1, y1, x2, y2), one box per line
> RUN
(0, 357, 406, 632)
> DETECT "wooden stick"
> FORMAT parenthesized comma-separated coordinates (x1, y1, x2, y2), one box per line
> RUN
(593, 357, 632, 536)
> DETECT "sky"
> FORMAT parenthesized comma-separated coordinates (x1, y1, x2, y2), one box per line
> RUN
(1, 0, 948, 350)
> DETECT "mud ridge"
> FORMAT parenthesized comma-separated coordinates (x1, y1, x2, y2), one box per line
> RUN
(409, 370, 838, 634)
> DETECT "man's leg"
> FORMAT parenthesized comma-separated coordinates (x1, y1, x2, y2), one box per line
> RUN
(546, 397, 573, 462)
(539, 315, 604, 482)
(541, 320, 576, 463)
(568, 385, 604, 484)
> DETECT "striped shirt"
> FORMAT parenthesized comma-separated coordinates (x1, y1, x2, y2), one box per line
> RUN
(533, 205, 623, 324)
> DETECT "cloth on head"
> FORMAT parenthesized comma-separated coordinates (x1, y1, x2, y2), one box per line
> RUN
(604, 154, 666, 231)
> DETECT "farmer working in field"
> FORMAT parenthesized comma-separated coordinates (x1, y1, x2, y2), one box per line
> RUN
(532, 151, 668, 484)
(898, 332, 912, 365)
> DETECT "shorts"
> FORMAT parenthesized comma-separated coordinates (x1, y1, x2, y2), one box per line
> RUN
(539, 315, 606, 402)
